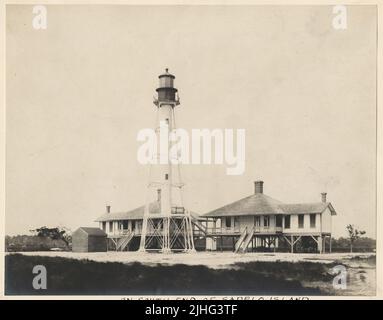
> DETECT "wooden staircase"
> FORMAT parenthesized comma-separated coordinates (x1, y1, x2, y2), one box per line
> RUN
(116, 231, 134, 251)
(192, 219, 207, 235)
(234, 227, 248, 253)
(241, 227, 254, 252)
(235, 227, 254, 253)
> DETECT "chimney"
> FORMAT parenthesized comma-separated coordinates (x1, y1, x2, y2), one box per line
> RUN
(157, 189, 161, 202)
(254, 181, 264, 194)
(106, 205, 111, 213)
(321, 192, 327, 203)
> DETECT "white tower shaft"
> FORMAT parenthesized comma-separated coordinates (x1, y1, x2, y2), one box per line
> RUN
(139, 69, 195, 253)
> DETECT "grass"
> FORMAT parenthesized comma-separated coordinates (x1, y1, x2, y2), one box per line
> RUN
(5, 254, 332, 295)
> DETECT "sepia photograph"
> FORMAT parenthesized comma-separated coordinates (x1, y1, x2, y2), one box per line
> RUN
(1, 1, 381, 301)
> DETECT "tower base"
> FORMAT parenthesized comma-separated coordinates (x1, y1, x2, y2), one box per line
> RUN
(139, 215, 195, 253)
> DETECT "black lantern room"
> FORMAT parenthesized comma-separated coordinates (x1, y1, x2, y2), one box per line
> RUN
(155, 68, 179, 105)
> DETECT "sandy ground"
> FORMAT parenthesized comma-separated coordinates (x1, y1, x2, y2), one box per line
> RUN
(301, 256, 376, 296)
(9, 251, 374, 268)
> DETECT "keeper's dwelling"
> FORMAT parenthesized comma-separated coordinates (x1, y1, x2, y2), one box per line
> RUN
(95, 181, 337, 253)
(199, 181, 337, 253)
(95, 190, 202, 252)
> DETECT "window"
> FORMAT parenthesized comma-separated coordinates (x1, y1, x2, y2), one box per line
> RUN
(109, 221, 113, 232)
(298, 214, 304, 228)
(102, 222, 106, 232)
(310, 214, 316, 228)
(276, 215, 283, 228)
(254, 216, 261, 227)
(263, 216, 270, 228)
(284, 215, 291, 229)
(234, 217, 240, 229)
(225, 217, 231, 228)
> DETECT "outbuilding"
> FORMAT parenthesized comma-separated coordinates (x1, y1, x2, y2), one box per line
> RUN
(72, 227, 107, 252)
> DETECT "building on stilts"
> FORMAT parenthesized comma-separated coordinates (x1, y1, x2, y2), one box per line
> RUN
(198, 181, 337, 253)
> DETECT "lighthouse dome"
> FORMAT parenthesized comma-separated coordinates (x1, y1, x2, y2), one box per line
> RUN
(158, 68, 175, 88)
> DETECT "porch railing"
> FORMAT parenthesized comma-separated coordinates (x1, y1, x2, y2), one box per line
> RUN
(254, 226, 283, 233)
(200, 226, 284, 235)
(111, 225, 284, 237)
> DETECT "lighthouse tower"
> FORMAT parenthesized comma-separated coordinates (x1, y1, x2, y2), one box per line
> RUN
(139, 69, 195, 253)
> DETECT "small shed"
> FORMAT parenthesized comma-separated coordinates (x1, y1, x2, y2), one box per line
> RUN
(72, 227, 107, 252)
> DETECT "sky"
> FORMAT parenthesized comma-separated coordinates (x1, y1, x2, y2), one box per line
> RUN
(6, 5, 377, 238)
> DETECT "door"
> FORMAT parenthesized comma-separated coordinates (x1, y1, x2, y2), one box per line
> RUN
(254, 216, 261, 232)
(225, 217, 232, 232)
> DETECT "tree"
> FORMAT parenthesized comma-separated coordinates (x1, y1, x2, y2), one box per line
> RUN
(346, 224, 366, 253)
(30, 226, 72, 246)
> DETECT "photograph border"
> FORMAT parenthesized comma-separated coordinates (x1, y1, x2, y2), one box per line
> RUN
(0, 0, 382, 300)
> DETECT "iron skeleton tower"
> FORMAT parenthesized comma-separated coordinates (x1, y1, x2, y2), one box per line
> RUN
(139, 69, 195, 253)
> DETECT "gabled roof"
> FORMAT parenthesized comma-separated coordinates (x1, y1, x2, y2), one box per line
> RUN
(282, 202, 336, 215)
(77, 227, 107, 236)
(202, 194, 337, 217)
(202, 193, 286, 217)
(95, 201, 200, 222)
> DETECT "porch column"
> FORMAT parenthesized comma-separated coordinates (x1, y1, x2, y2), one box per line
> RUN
(291, 235, 294, 253)
(323, 236, 326, 253)
(318, 235, 323, 254)
(273, 237, 276, 253)
(329, 235, 332, 253)
(114, 221, 118, 235)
